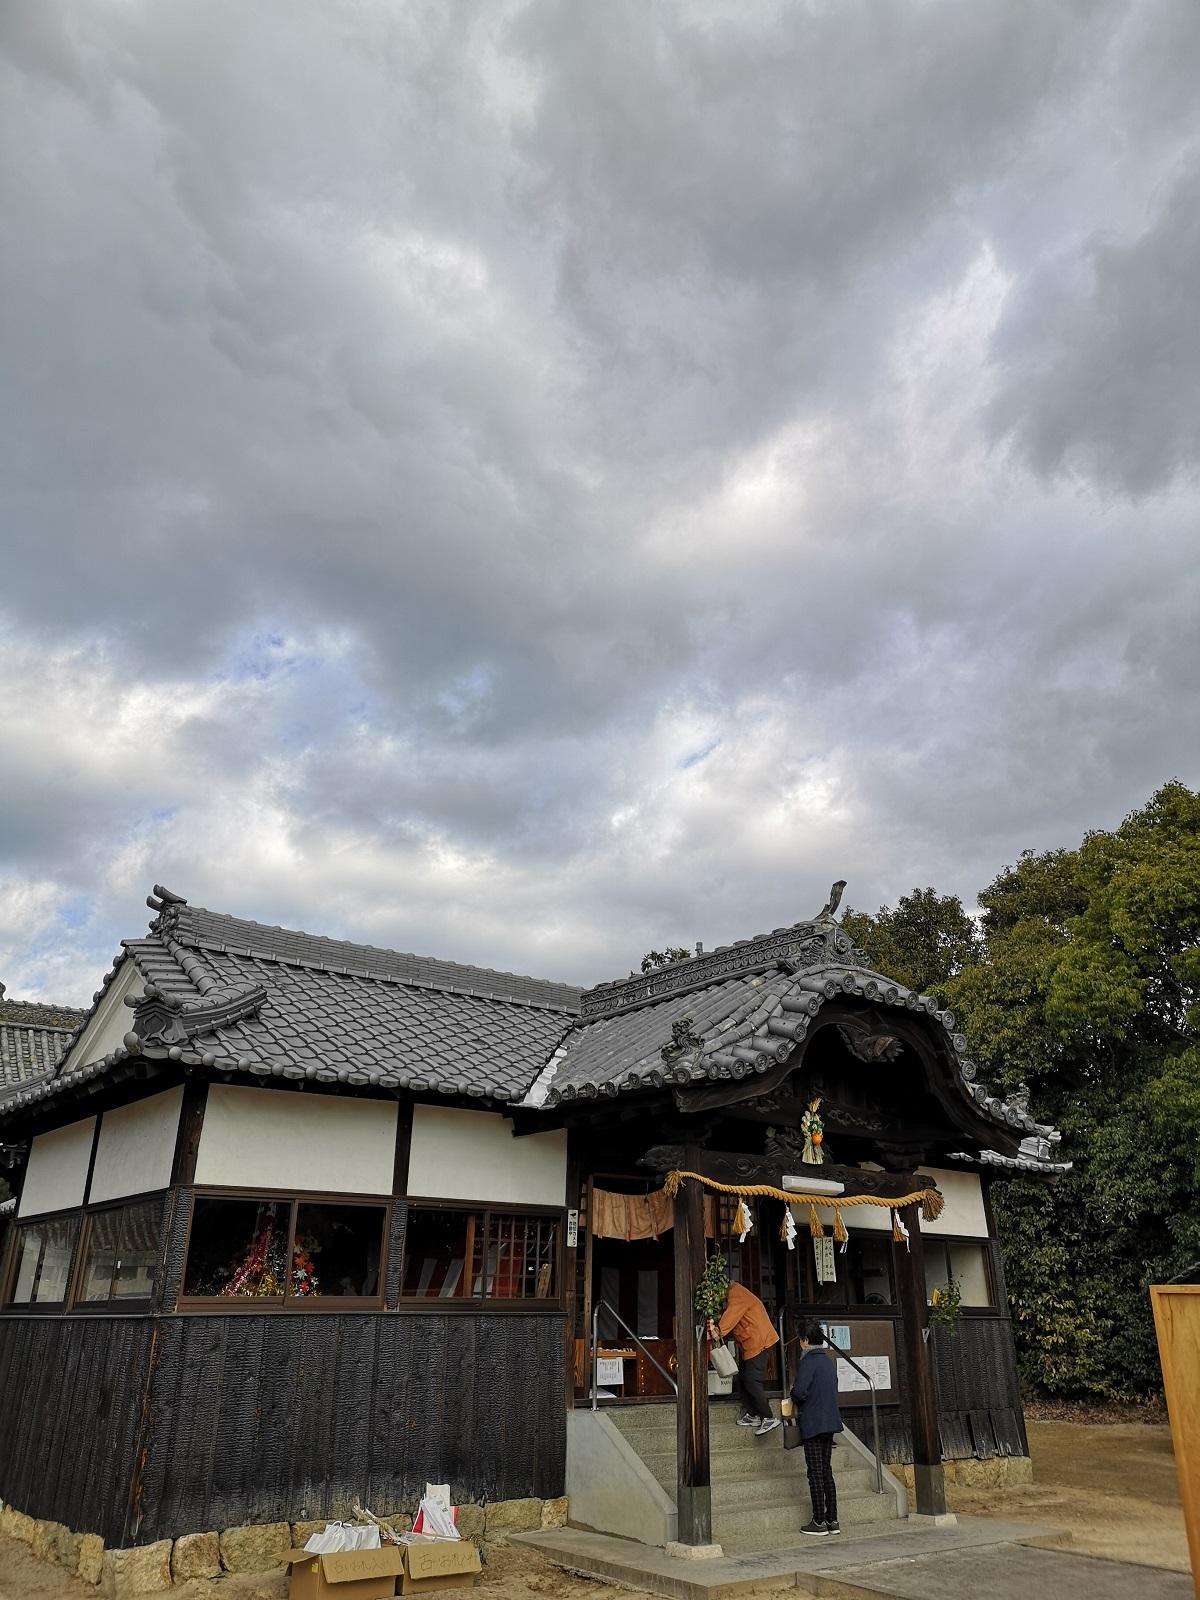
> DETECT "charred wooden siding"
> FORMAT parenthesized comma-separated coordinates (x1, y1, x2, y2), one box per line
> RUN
(137, 1311, 566, 1542)
(0, 1315, 153, 1545)
(843, 1315, 1027, 1465)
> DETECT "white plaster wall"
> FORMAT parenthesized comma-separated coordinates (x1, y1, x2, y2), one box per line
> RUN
(802, 1165, 988, 1238)
(63, 961, 144, 1071)
(19, 1117, 96, 1217)
(406, 1105, 567, 1207)
(920, 1167, 988, 1238)
(89, 1086, 183, 1204)
(194, 1085, 397, 1195)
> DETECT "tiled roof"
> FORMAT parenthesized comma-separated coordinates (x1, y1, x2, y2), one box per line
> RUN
(0, 987, 87, 1099)
(0, 889, 1066, 1174)
(527, 916, 1064, 1159)
(2, 890, 578, 1114)
(947, 1148, 1071, 1178)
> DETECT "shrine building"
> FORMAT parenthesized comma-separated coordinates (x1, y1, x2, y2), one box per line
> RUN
(0, 885, 1066, 1552)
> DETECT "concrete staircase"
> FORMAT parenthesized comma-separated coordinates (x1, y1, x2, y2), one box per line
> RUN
(608, 1403, 903, 1554)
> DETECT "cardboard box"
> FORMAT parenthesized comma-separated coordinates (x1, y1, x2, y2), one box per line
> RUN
(399, 1540, 482, 1594)
(283, 1545, 406, 1600)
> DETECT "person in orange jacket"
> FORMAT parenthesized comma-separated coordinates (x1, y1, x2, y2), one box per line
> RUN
(707, 1281, 781, 1436)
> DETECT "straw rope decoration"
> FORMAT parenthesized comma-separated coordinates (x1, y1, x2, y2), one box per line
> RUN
(660, 1168, 944, 1242)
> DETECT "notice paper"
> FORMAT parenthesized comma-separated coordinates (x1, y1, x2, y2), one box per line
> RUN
(836, 1355, 891, 1392)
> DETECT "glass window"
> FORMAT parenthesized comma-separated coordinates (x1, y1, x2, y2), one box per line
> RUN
(948, 1243, 993, 1307)
(924, 1241, 994, 1308)
(80, 1200, 162, 1303)
(184, 1198, 289, 1298)
(293, 1203, 384, 1298)
(10, 1217, 79, 1304)
(797, 1232, 894, 1308)
(402, 1208, 483, 1298)
(847, 1236, 894, 1306)
(401, 1207, 560, 1301)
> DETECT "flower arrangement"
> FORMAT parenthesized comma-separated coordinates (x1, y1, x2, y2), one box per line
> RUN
(928, 1277, 962, 1334)
(291, 1235, 320, 1297)
(694, 1252, 730, 1321)
(221, 1219, 287, 1297)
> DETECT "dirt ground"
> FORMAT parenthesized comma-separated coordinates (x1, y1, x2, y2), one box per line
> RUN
(0, 1539, 634, 1600)
(0, 1423, 1189, 1597)
(953, 1420, 1190, 1573)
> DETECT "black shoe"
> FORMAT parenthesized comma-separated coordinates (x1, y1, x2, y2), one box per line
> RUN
(800, 1520, 828, 1537)
(825, 1519, 841, 1535)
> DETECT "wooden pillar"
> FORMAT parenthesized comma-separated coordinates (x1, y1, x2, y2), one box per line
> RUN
(672, 1161, 712, 1545)
(893, 1200, 946, 1515)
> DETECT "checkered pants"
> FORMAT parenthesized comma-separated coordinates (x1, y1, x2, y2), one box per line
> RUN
(803, 1433, 837, 1524)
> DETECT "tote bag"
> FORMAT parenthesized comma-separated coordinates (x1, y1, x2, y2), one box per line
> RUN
(709, 1338, 739, 1379)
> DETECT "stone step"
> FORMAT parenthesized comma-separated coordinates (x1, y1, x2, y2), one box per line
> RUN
(719, 1518, 909, 1557)
(633, 1446, 876, 1496)
(712, 1492, 896, 1541)
(611, 1412, 856, 1448)
(713, 1478, 889, 1513)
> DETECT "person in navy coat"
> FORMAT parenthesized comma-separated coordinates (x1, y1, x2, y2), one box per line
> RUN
(791, 1323, 844, 1536)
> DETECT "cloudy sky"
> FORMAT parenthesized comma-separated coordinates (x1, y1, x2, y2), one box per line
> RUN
(2, 0, 1198, 1005)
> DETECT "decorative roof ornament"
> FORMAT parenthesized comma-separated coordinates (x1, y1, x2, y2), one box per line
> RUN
(813, 880, 847, 924)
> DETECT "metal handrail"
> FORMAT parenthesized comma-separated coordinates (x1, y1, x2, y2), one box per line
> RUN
(781, 1307, 883, 1494)
(590, 1300, 678, 1408)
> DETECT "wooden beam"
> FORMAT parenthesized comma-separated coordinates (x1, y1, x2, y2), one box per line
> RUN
(672, 1151, 712, 1545)
(170, 1077, 208, 1186)
(893, 1200, 946, 1514)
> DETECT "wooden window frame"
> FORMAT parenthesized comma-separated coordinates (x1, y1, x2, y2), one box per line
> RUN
(68, 1192, 167, 1314)
(0, 1209, 84, 1313)
(399, 1197, 566, 1313)
(1, 1188, 171, 1315)
(922, 1233, 997, 1312)
(176, 1185, 391, 1314)
(790, 1224, 900, 1316)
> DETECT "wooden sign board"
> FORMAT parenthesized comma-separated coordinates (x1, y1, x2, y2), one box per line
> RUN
(1150, 1284, 1200, 1599)
(817, 1320, 899, 1406)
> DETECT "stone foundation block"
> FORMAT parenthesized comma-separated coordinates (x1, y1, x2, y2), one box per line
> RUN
(540, 1497, 569, 1530)
(171, 1531, 221, 1582)
(220, 1522, 293, 1574)
(289, 1521, 327, 1550)
(78, 1534, 105, 1586)
(0, 1506, 36, 1545)
(33, 1519, 81, 1572)
(454, 1505, 484, 1539)
(101, 1540, 173, 1597)
(484, 1498, 542, 1543)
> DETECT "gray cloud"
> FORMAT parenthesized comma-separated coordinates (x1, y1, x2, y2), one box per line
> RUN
(1, 0, 1198, 1005)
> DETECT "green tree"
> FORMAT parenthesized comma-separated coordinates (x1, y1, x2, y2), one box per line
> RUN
(641, 947, 693, 973)
(851, 783, 1200, 1399)
(842, 887, 981, 1002)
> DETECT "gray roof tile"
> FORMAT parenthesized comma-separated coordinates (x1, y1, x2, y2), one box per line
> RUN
(0, 890, 1063, 1167)
(0, 990, 87, 1098)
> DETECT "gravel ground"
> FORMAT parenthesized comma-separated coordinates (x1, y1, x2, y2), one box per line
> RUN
(951, 1420, 1190, 1573)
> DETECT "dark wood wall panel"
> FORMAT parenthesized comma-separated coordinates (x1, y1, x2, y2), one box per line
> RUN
(842, 1315, 1027, 1464)
(143, 1312, 566, 1541)
(0, 1317, 152, 1544)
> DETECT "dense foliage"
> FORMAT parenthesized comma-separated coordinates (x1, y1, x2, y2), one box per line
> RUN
(844, 782, 1200, 1400)
(641, 947, 693, 973)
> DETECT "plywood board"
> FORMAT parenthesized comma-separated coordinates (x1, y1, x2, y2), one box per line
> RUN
(1150, 1283, 1200, 1599)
